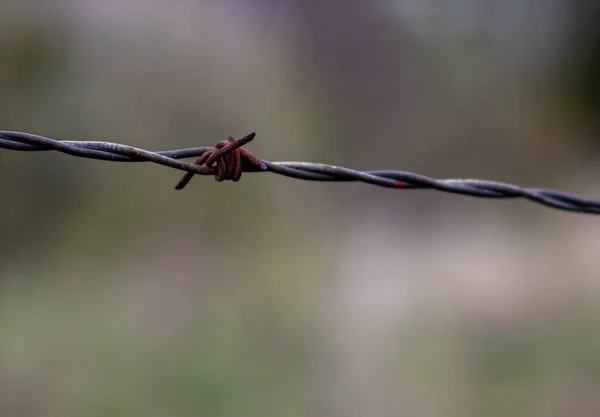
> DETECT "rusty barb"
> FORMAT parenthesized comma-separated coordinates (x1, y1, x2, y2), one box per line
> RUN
(175, 131, 265, 189)
(0, 129, 599, 215)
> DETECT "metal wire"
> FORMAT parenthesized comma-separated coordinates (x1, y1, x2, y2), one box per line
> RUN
(1, 130, 599, 215)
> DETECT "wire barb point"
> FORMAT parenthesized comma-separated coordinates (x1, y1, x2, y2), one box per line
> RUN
(174, 131, 263, 190)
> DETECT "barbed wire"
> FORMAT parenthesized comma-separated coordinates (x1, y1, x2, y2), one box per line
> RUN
(1, 130, 599, 215)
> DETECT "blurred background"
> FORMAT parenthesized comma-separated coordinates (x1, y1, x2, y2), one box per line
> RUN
(1, 1, 599, 416)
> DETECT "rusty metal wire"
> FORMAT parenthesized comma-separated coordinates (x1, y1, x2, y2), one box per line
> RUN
(1, 130, 599, 215)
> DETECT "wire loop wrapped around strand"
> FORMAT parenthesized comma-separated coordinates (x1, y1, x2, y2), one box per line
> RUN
(0, 130, 598, 215)
(174, 133, 265, 189)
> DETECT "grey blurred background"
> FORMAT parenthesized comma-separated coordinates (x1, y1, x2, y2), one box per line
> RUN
(1, 1, 600, 416)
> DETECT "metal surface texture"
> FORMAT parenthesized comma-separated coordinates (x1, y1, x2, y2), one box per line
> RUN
(1, 130, 598, 215)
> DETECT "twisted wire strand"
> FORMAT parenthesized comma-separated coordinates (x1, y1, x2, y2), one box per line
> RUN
(0, 130, 598, 215)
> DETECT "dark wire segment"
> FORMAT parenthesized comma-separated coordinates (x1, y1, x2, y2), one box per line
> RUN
(0, 130, 598, 215)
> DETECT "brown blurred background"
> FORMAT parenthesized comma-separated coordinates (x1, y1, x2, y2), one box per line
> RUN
(1, 1, 600, 416)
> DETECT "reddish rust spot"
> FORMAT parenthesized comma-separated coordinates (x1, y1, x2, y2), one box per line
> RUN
(394, 180, 405, 188)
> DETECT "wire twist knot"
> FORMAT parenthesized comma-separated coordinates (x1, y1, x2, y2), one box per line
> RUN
(174, 131, 263, 189)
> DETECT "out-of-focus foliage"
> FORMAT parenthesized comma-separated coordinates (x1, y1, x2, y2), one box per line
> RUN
(1, 1, 599, 416)
(555, 2, 600, 144)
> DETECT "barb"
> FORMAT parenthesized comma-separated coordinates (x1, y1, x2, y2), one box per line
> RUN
(174, 132, 265, 189)
(0, 130, 598, 215)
